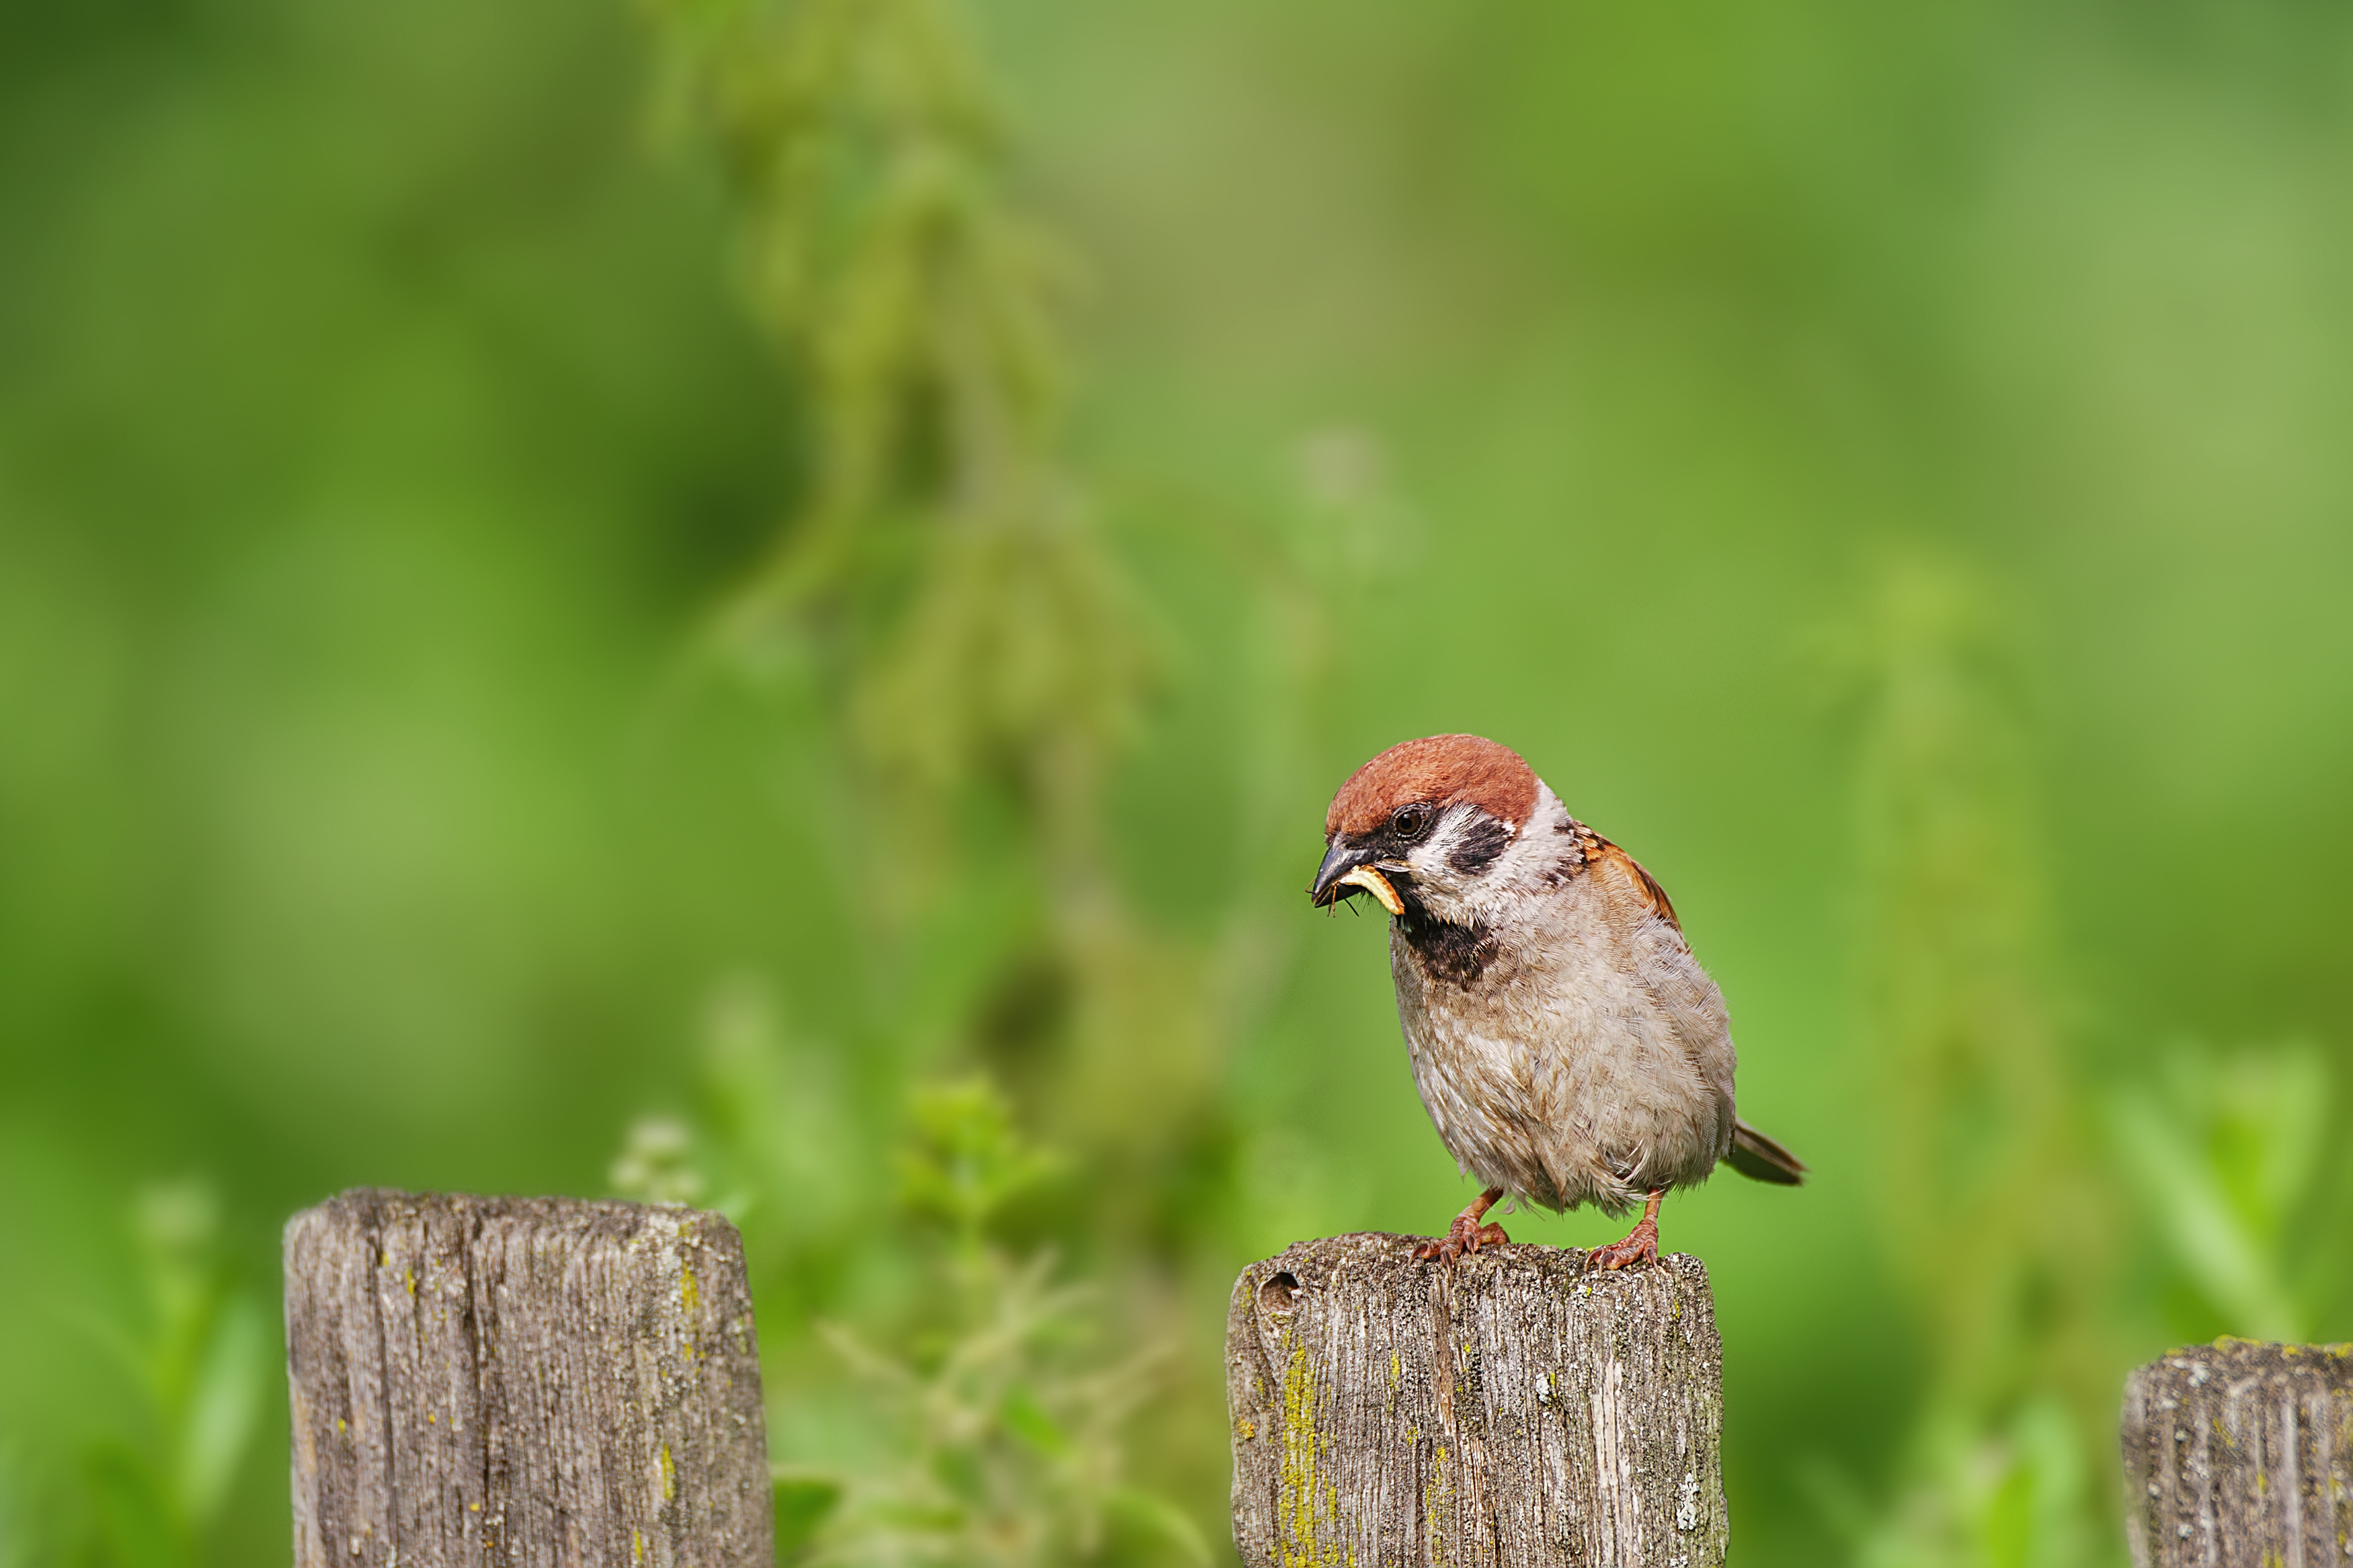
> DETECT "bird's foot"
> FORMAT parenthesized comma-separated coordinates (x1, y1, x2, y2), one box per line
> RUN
(1584, 1190, 1665, 1271)
(1414, 1208, 1510, 1264)
(1583, 1221, 1657, 1272)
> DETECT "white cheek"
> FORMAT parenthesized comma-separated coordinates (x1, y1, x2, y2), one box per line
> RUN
(1408, 818, 1472, 884)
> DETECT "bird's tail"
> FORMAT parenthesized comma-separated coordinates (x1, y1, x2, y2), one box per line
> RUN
(1725, 1118, 1807, 1186)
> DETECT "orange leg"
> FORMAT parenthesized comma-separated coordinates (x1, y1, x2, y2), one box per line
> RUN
(1585, 1189, 1664, 1271)
(1415, 1186, 1511, 1264)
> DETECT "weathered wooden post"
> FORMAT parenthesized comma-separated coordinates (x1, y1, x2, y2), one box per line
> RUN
(1226, 1233, 1726, 1568)
(2119, 1337, 2353, 1568)
(284, 1189, 772, 1568)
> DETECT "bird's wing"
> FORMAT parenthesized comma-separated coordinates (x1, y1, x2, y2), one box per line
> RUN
(1588, 839, 1737, 1155)
(1589, 839, 1680, 932)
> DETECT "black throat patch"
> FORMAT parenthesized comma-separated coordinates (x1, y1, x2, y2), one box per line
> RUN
(1397, 904, 1501, 987)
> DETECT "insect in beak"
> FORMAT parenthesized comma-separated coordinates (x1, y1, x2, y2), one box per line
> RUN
(1337, 865, 1406, 917)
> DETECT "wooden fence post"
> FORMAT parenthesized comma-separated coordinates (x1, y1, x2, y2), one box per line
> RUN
(1226, 1233, 1726, 1568)
(284, 1189, 772, 1568)
(2119, 1337, 2353, 1568)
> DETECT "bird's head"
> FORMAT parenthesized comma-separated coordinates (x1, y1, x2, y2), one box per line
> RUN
(1308, 734, 1540, 924)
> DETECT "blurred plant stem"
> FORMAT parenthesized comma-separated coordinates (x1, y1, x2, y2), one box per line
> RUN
(53, 1182, 266, 1568)
(626, 0, 1291, 1555)
(639, 0, 1224, 1229)
(1834, 551, 2119, 1568)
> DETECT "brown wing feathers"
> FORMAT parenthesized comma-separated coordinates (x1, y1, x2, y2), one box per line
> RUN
(1590, 839, 1804, 1188)
(1589, 838, 1680, 931)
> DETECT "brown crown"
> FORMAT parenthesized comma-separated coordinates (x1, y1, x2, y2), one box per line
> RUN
(1324, 734, 1540, 837)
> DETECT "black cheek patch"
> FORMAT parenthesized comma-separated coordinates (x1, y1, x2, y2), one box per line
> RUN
(1399, 909, 1501, 987)
(1447, 815, 1511, 876)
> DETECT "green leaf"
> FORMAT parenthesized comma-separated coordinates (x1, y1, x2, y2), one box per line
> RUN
(174, 1293, 263, 1526)
(81, 1444, 182, 1568)
(999, 1385, 1068, 1456)
(1104, 1487, 1211, 1567)
(772, 1473, 842, 1561)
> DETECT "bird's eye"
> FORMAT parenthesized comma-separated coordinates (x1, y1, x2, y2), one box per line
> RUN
(1391, 803, 1435, 841)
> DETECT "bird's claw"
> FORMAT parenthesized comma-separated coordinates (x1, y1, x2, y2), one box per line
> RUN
(1583, 1217, 1659, 1272)
(1414, 1215, 1510, 1265)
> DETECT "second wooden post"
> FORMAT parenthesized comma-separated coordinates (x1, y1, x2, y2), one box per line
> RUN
(1227, 1233, 1726, 1568)
(284, 1189, 772, 1568)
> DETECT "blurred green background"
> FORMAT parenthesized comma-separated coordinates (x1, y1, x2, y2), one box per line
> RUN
(4, 0, 2352, 1565)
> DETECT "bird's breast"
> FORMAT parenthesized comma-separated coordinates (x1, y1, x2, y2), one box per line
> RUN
(1384, 898, 1730, 1211)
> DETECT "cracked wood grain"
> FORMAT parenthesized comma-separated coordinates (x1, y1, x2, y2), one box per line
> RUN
(1226, 1233, 1726, 1568)
(284, 1190, 771, 1568)
(2120, 1338, 2353, 1568)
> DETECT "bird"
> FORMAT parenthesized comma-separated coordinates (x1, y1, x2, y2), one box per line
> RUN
(1308, 733, 1804, 1269)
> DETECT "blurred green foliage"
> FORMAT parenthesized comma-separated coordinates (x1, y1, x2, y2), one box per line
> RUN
(2109, 1041, 2344, 1348)
(5, 0, 2353, 1566)
(1817, 554, 2113, 1568)
(802, 1080, 1203, 1568)
(0, 1184, 262, 1568)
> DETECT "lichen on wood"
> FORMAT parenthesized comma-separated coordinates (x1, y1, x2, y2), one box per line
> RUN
(1226, 1233, 1727, 1568)
(2119, 1337, 2353, 1568)
(283, 1189, 770, 1568)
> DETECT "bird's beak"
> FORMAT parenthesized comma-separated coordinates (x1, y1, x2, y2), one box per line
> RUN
(1310, 840, 1408, 915)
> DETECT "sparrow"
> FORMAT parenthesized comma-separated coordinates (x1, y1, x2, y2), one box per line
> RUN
(1309, 733, 1804, 1268)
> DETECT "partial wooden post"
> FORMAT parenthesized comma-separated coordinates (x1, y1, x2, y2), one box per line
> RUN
(1226, 1233, 1726, 1568)
(2119, 1338, 2353, 1568)
(284, 1189, 771, 1568)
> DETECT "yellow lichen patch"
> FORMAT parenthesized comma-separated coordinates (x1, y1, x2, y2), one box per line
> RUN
(1277, 1335, 1346, 1568)
(659, 1442, 675, 1501)
(1425, 1445, 1454, 1568)
(680, 1261, 700, 1315)
(633, 1529, 645, 1565)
